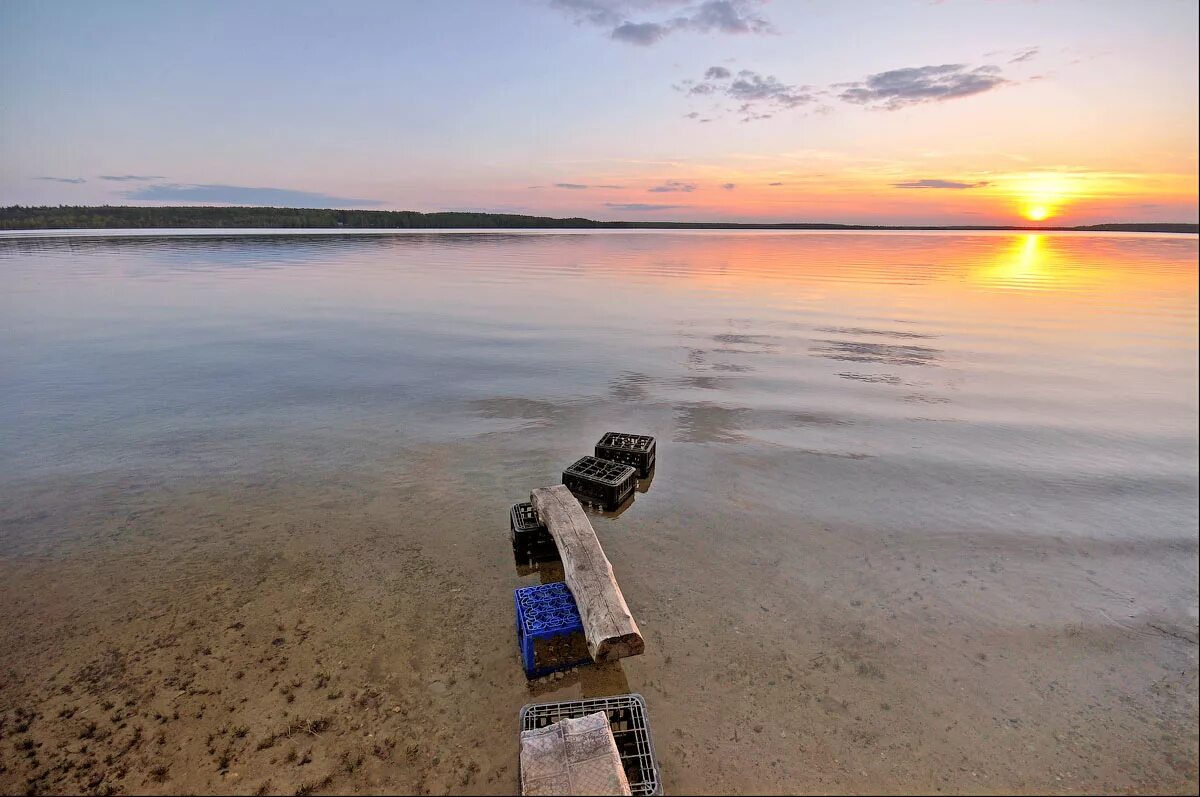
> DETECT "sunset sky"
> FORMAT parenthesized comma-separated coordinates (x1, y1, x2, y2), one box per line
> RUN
(1, 0, 1196, 225)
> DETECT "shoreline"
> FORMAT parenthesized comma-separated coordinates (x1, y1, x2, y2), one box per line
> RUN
(2, 206, 1196, 235)
(3, 227, 1197, 240)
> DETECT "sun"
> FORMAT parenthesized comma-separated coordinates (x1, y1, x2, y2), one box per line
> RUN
(1008, 172, 1082, 223)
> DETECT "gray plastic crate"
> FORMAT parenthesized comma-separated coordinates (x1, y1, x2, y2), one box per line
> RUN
(519, 693, 663, 795)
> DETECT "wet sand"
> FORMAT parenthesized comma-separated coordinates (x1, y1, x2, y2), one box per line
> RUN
(1, 434, 1196, 796)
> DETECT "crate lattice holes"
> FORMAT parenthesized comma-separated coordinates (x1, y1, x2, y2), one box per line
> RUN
(514, 582, 591, 678)
(520, 693, 663, 796)
(562, 455, 637, 510)
(510, 502, 559, 565)
(595, 432, 657, 478)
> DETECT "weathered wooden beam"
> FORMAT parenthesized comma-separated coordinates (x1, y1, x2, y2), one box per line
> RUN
(530, 485, 645, 662)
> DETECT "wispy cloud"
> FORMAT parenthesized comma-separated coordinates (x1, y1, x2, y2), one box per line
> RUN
(99, 174, 165, 182)
(836, 63, 1010, 110)
(124, 183, 383, 208)
(679, 67, 818, 121)
(727, 71, 813, 107)
(612, 21, 670, 45)
(721, 182, 736, 190)
(34, 176, 86, 184)
(893, 178, 990, 189)
(768, 181, 783, 186)
(551, 0, 774, 46)
(679, 56, 1017, 121)
(605, 202, 683, 211)
(554, 182, 624, 189)
(648, 180, 697, 193)
(1008, 47, 1039, 64)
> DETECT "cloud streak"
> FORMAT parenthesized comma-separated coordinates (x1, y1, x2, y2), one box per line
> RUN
(681, 57, 1017, 122)
(1009, 47, 1039, 64)
(893, 179, 990, 189)
(552, 0, 774, 46)
(99, 174, 165, 182)
(648, 180, 697, 193)
(124, 183, 382, 208)
(680, 67, 818, 121)
(836, 63, 1009, 110)
(34, 176, 86, 184)
(612, 21, 670, 45)
(554, 182, 624, 189)
(605, 202, 683, 211)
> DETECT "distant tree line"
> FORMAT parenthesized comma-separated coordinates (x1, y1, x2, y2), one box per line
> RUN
(1, 205, 1195, 234)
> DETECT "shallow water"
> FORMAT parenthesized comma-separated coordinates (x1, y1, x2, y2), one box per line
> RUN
(1, 230, 1197, 794)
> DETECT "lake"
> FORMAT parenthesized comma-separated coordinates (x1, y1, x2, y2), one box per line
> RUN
(1, 230, 1196, 794)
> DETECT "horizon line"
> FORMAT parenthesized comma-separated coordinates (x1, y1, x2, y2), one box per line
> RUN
(1, 204, 1197, 234)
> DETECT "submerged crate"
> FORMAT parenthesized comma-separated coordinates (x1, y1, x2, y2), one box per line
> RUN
(510, 502, 559, 565)
(562, 456, 636, 510)
(514, 582, 590, 678)
(520, 693, 663, 796)
(595, 432, 657, 477)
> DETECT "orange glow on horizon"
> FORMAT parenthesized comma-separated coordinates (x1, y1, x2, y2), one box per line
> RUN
(530, 166, 1195, 226)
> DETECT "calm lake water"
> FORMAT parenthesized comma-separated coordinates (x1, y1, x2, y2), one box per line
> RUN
(0, 230, 1197, 794)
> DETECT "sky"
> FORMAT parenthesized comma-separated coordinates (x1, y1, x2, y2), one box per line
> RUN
(1, 0, 1197, 225)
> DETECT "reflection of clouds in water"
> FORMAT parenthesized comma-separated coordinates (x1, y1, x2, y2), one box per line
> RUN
(673, 375, 731, 390)
(837, 372, 904, 385)
(838, 370, 949, 405)
(609, 371, 654, 402)
(711, 333, 780, 352)
(811, 339, 941, 367)
(675, 404, 749, 443)
(815, 326, 936, 340)
(609, 370, 736, 403)
(675, 326, 776, 382)
(2, 231, 579, 275)
(674, 402, 846, 443)
(470, 397, 572, 422)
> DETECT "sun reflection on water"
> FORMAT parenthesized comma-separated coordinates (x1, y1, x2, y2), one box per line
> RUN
(974, 234, 1056, 291)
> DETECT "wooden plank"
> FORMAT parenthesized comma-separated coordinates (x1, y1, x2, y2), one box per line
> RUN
(530, 485, 645, 662)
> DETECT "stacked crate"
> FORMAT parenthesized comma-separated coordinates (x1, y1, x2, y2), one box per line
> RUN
(507, 432, 663, 792)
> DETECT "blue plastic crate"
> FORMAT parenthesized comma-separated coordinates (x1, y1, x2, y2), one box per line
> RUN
(514, 582, 590, 678)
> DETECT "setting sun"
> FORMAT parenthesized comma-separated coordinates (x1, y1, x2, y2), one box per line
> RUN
(1024, 205, 1052, 221)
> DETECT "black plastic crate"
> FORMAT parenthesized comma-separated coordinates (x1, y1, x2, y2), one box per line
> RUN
(520, 693, 663, 796)
(510, 502, 559, 565)
(562, 456, 636, 510)
(595, 432, 657, 477)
